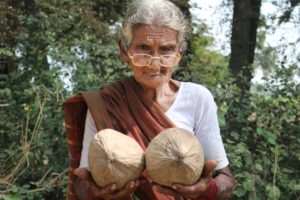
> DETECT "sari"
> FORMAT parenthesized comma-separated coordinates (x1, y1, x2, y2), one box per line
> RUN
(63, 77, 177, 200)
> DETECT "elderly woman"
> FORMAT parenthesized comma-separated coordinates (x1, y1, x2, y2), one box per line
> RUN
(65, 0, 235, 199)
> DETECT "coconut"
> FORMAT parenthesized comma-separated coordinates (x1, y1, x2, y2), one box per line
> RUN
(145, 127, 204, 187)
(88, 129, 145, 189)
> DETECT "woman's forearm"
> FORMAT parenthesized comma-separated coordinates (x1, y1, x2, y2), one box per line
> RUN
(214, 166, 236, 199)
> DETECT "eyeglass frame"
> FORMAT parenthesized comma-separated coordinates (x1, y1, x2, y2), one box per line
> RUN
(127, 52, 181, 68)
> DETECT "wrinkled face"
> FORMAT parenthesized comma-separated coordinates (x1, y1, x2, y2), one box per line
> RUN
(125, 24, 181, 89)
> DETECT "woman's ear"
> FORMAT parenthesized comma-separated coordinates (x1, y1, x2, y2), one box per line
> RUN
(178, 50, 182, 59)
(176, 50, 182, 64)
(119, 40, 129, 64)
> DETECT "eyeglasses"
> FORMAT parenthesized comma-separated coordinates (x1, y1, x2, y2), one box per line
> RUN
(128, 53, 181, 68)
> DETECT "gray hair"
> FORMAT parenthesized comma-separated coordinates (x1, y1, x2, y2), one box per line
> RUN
(121, 0, 189, 51)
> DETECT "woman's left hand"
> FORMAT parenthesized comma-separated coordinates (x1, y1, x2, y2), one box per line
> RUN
(152, 160, 217, 199)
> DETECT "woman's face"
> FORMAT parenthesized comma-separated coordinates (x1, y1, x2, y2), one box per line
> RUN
(124, 24, 181, 89)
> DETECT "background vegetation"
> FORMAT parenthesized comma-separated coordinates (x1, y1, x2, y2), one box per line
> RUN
(1, 0, 299, 199)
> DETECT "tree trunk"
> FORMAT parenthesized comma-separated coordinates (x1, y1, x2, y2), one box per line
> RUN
(171, 0, 193, 81)
(225, 0, 262, 142)
(229, 0, 262, 92)
(1, 0, 20, 76)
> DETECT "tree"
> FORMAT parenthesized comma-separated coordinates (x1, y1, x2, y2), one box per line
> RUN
(229, 0, 262, 92)
(1, 0, 192, 199)
(224, 1, 300, 199)
(225, 0, 262, 149)
(0, 0, 21, 108)
(278, 0, 300, 23)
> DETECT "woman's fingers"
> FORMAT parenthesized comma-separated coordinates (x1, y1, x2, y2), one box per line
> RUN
(171, 161, 217, 199)
(74, 168, 119, 198)
(74, 168, 98, 187)
(172, 184, 197, 193)
(153, 184, 182, 197)
(202, 160, 217, 177)
(172, 177, 211, 198)
(74, 168, 91, 180)
(74, 169, 145, 199)
(92, 184, 117, 198)
(104, 181, 139, 200)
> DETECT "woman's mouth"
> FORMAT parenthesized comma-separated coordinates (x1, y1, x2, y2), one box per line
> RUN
(149, 73, 161, 77)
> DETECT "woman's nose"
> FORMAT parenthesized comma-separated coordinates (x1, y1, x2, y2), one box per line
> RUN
(149, 57, 160, 69)
(149, 52, 161, 69)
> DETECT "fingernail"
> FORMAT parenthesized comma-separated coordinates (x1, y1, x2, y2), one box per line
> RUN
(73, 169, 79, 175)
(130, 182, 135, 188)
(111, 184, 116, 190)
(172, 186, 177, 190)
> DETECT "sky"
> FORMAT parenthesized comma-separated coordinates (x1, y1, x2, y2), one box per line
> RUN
(189, 0, 299, 52)
(189, 0, 300, 83)
(57, 0, 300, 89)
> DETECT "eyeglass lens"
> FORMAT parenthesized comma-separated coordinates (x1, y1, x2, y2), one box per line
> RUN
(132, 54, 177, 67)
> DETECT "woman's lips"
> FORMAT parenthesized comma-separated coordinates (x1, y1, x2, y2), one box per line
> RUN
(144, 70, 163, 77)
(149, 73, 161, 77)
(146, 70, 161, 76)
(149, 73, 161, 78)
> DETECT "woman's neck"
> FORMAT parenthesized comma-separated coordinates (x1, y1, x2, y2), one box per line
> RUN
(140, 79, 180, 112)
(141, 80, 175, 98)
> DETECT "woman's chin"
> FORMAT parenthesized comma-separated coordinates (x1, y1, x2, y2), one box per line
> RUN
(138, 78, 167, 90)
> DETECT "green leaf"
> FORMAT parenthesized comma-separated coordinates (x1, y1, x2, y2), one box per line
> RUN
(267, 132, 276, 145)
(3, 194, 22, 200)
(256, 127, 265, 135)
(235, 187, 247, 197)
(255, 163, 263, 171)
(266, 185, 281, 199)
(289, 184, 300, 191)
(218, 113, 226, 127)
(230, 131, 239, 140)
(243, 179, 254, 191)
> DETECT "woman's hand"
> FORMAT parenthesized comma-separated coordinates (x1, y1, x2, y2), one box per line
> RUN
(152, 160, 217, 199)
(74, 168, 145, 200)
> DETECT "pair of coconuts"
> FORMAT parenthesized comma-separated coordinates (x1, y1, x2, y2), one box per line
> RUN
(88, 127, 205, 190)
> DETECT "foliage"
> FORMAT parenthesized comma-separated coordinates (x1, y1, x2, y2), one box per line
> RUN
(1, 75, 68, 199)
(1, 0, 299, 199)
(183, 19, 300, 200)
(1, 0, 131, 198)
(219, 65, 300, 200)
(174, 23, 230, 89)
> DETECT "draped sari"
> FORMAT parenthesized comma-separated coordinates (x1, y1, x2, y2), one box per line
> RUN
(63, 77, 178, 200)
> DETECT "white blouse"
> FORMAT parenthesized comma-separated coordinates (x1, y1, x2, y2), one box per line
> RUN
(79, 82, 229, 170)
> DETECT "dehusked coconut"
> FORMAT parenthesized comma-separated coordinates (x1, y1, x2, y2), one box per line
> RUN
(145, 127, 204, 187)
(88, 129, 145, 189)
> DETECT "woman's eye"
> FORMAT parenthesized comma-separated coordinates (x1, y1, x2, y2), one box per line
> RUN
(160, 46, 176, 53)
(138, 44, 150, 50)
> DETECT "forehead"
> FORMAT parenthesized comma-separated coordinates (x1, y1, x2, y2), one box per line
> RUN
(131, 24, 178, 43)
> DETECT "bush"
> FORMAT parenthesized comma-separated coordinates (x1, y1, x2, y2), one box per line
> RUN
(218, 66, 300, 199)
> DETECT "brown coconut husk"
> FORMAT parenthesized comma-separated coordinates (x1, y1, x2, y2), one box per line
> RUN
(145, 127, 204, 187)
(88, 129, 145, 189)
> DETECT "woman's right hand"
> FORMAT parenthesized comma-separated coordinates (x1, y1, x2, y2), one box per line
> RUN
(74, 168, 144, 200)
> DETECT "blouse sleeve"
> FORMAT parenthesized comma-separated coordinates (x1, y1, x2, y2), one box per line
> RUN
(79, 109, 97, 170)
(194, 87, 229, 170)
